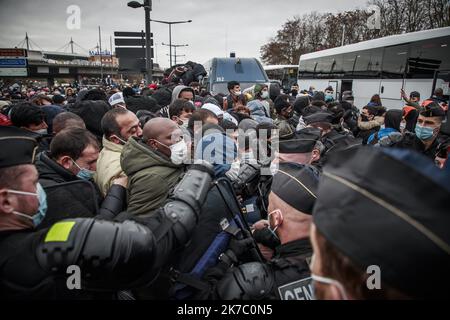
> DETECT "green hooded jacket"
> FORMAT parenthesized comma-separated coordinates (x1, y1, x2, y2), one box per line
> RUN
(121, 137, 184, 216)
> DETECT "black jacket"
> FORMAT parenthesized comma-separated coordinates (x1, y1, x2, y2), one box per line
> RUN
(35, 152, 126, 222)
(35, 151, 79, 187)
(394, 132, 442, 160)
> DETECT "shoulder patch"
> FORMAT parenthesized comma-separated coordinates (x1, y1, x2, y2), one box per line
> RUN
(45, 221, 76, 242)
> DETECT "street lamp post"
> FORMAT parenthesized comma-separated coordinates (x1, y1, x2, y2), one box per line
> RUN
(162, 43, 188, 66)
(150, 19, 192, 67)
(127, 0, 153, 83)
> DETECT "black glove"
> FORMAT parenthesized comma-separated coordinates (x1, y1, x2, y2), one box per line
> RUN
(253, 227, 281, 250)
(228, 236, 255, 259)
(220, 230, 255, 265)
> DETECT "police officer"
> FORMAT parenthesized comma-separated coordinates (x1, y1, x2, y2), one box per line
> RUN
(0, 134, 214, 299)
(200, 163, 320, 300)
(311, 146, 450, 299)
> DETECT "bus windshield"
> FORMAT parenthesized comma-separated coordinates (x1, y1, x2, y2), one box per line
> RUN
(214, 59, 268, 83)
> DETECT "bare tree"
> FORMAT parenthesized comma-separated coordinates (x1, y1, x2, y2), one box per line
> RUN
(260, 0, 450, 65)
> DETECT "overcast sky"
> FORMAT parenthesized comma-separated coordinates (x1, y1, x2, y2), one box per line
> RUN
(0, 0, 366, 68)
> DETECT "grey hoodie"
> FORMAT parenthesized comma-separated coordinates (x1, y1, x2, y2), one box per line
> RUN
(171, 85, 195, 103)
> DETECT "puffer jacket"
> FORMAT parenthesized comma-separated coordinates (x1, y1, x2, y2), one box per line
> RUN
(94, 136, 124, 197)
(120, 137, 184, 216)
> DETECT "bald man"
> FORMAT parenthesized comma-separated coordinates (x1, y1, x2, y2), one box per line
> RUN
(121, 117, 186, 215)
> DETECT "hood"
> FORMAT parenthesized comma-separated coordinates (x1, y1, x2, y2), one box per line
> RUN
(384, 109, 403, 131)
(194, 132, 237, 178)
(121, 136, 181, 176)
(247, 100, 272, 124)
(171, 85, 195, 103)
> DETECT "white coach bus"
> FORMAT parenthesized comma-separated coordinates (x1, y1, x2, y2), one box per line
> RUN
(297, 27, 450, 108)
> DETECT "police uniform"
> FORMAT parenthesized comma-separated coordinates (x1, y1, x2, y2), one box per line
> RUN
(0, 135, 214, 299)
(210, 163, 320, 300)
(313, 146, 450, 299)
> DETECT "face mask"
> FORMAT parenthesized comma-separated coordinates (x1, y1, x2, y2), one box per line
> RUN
(33, 128, 47, 135)
(177, 117, 189, 129)
(71, 158, 95, 181)
(399, 121, 406, 132)
(267, 209, 281, 240)
(155, 139, 188, 164)
(234, 90, 242, 96)
(291, 90, 298, 96)
(311, 274, 349, 300)
(309, 253, 348, 300)
(361, 114, 370, 122)
(169, 139, 188, 164)
(8, 182, 47, 227)
(325, 94, 334, 102)
(261, 91, 269, 99)
(415, 124, 435, 141)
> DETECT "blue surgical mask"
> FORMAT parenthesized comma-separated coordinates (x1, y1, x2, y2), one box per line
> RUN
(9, 182, 48, 227)
(415, 124, 434, 140)
(325, 94, 334, 102)
(71, 158, 95, 181)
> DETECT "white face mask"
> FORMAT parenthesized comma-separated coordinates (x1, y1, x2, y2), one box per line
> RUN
(169, 139, 188, 164)
(310, 253, 349, 300)
(399, 121, 406, 132)
(261, 91, 269, 99)
(234, 90, 242, 96)
(177, 117, 189, 129)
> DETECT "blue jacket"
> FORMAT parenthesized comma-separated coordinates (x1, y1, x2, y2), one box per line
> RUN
(367, 127, 398, 145)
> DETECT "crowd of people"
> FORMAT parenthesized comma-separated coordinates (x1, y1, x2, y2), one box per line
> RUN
(0, 68, 449, 300)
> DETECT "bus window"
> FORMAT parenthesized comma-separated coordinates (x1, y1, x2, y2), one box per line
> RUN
(331, 55, 344, 78)
(315, 56, 334, 78)
(342, 53, 356, 77)
(354, 48, 382, 78)
(298, 59, 316, 78)
(382, 44, 409, 79)
(407, 37, 450, 79)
